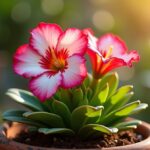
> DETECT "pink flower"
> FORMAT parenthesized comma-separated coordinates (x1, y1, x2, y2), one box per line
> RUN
(84, 29, 140, 79)
(14, 22, 87, 101)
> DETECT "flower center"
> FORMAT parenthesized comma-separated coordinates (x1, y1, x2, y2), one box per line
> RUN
(105, 45, 113, 59)
(101, 45, 113, 59)
(50, 49, 66, 71)
(40, 48, 68, 72)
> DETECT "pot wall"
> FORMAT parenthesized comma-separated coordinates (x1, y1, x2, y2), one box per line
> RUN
(0, 120, 150, 150)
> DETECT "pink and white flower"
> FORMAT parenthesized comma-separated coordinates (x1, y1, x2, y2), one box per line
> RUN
(84, 29, 140, 79)
(14, 22, 87, 101)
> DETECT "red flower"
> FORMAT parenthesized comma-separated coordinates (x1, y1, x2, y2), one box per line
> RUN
(84, 29, 140, 79)
(14, 22, 87, 101)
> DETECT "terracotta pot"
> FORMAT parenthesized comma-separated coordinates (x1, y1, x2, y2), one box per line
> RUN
(0, 120, 150, 150)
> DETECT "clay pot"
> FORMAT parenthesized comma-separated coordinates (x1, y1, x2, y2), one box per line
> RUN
(0, 120, 150, 150)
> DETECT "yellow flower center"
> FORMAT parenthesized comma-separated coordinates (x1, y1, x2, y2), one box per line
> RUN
(105, 45, 113, 59)
(39, 48, 68, 73)
(50, 49, 66, 71)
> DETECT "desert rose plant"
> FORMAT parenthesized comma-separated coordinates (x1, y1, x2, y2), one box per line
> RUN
(3, 22, 148, 140)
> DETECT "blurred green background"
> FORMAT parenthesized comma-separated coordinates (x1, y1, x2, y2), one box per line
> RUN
(0, 0, 149, 123)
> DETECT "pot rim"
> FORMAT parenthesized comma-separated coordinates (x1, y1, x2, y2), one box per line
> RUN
(0, 119, 150, 150)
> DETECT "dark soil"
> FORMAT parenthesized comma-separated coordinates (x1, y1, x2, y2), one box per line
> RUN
(12, 129, 143, 149)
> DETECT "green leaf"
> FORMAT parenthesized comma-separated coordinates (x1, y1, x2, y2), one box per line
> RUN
(99, 72, 119, 97)
(78, 93, 89, 106)
(83, 73, 92, 87)
(86, 106, 104, 118)
(38, 128, 75, 136)
(130, 103, 148, 115)
(78, 124, 118, 139)
(87, 88, 93, 100)
(103, 86, 134, 114)
(90, 73, 118, 107)
(3, 109, 26, 117)
(2, 109, 44, 127)
(52, 100, 71, 127)
(113, 92, 134, 108)
(72, 88, 84, 109)
(98, 83, 109, 104)
(6, 89, 45, 111)
(110, 85, 133, 105)
(23, 112, 65, 128)
(115, 101, 140, 116)
(60, 89, 71, 109)
(71, 105, 103, 132)
(101, 101, 140, 125)
(116, 125, 137, 130)
(53, 90, 61, 100)
(115, 120, 141, 129)
(43, 100, 53, 112)
(93, 125, 118, 134)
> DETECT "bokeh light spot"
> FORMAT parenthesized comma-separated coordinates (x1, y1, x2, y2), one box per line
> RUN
(11, 1, 31, 23)
(41, 0, 64, 16)
(92, 10, 115, 31)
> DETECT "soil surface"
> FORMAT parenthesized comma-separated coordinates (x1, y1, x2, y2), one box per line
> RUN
(12, 129, 143, 149)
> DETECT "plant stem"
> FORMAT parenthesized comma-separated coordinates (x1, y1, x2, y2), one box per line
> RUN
(90, 78, 99, 91)
(81, 83, 86, 94)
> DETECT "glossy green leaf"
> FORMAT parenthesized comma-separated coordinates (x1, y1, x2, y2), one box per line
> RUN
(93, 125, 118, 133)
(116, 125, 137, 130)
(99, 72, 119, 97)
(3, 109, 26, 117)
(110, 85, 133, 105)
(115, 120, 141, 129)
(78, 94, 89, 106)
(113, 92, 134, 108)
(23, 111, 65, 128)
(71, 105, 103, 132)
(52, 100, 71, 127)
(86, 106, 104, 118)
(89, 79, 101, 106)
(2, 109, 43, 127)
(104, 86, 134, 114)
(38, 128, 75, 136)
(83, 73, 92, 87)
(72, 88, 84, 109)
(60, 89, 71, 109)
(115, 100, 140, 116)
(78, 124, 118, 139)
(103, 92, 134, 116)
(130, 103, 148, 115)
(43, 99, 53, 112)
(100, 101, 140, 125)
(98, 83, 109, 104)
(6, 89, 45, 111)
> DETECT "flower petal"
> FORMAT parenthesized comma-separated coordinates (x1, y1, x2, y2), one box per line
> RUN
(83, 28, 105, 62)
(87, 50, 99, 72)
(30, 22, 63, 56)
(29, 72, 62, 101)
(61, 55, 87, 88)
(13, 44, 46, 78)
(100, 57, 126, 75)
(97, 34, 128, 56)
(119, 50, 140, 66)
(57, 28, 87, 56)
(91, 50, 140, 77)
(83, 28, 98, 53)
